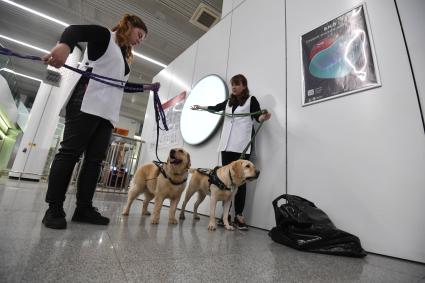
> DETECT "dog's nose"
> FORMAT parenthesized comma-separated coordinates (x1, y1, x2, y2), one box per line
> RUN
(170, 149, 176, 155)
(255, 170, 260, 177)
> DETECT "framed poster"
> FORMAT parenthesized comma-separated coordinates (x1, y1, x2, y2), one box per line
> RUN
(301, 3, 381, 106)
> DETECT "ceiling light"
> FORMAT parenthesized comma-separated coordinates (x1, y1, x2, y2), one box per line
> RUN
(1, 0, 69, 27)
(133, 51, 167, 68)
(1, 0, 167, 68)
(0, 68, 43, 83)
(161, 69, 191, 91)
(0, 34, 49, 54)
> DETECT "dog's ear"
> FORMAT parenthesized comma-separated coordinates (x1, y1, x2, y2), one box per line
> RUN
(186, 152, 191, 169)
(231, 160, 244, 182)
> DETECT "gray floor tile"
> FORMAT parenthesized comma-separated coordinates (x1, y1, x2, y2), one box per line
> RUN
(0, 179, 424, 283)
(120, 251, 420, 283)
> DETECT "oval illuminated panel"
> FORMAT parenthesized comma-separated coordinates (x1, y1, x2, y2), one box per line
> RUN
(180, 75, 228, 145)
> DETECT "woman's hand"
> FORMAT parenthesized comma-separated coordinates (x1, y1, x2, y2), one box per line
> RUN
(42, 43, 71, 68)
(259, 111, 271, 122)
(191, 105, 204, 110)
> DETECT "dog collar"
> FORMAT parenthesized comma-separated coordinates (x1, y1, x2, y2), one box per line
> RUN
(153, 160, 187, 186)
(208, 166, 231, 191)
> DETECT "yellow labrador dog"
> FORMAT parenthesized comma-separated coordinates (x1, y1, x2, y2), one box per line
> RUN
(179, 160, 260, 231)
(122, 148, 191, 225)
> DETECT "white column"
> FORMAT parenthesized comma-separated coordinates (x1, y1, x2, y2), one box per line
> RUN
(9, 47, 82, 180)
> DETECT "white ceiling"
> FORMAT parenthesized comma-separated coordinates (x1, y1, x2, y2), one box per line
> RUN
(0, 0, 222, 124)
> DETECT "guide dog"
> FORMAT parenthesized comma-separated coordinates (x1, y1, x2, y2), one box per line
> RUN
(122, 148, 191, 224)
(179, 160, 260, 231)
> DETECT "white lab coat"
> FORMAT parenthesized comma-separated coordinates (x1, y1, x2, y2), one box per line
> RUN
(61, 31, 129, 124)
(218, 96, 253, 154)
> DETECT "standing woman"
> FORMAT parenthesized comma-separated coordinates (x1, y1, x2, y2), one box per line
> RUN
(42, 14, 148, 229)
(191, 74, 271, 230)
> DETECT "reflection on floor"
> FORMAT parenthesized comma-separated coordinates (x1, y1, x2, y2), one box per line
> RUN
(1, 177, 424, 282)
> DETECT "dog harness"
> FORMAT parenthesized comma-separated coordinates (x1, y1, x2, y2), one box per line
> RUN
(207, 166, 233, 191)
(153, 161, 187, 186)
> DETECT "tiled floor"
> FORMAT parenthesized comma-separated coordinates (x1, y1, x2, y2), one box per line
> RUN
(0, 177, 424, 283)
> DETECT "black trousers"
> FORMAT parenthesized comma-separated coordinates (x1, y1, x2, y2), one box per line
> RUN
(45, 80, 113, 207)
(221, 151, 251, 216)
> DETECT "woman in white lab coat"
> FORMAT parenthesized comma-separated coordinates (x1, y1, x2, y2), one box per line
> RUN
(192, 74, 271, 230)
(42, 14, 147, 229)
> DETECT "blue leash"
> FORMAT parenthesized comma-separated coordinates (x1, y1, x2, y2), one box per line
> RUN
(0, 46, 168, 161)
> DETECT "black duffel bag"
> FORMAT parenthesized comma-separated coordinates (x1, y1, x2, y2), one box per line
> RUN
(268, 194, 367, 257)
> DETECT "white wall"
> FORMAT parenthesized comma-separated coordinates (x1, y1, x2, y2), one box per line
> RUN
(140, 0, 425, 262)
(286, 0, 425, 263)
(396, 0, 425, 124)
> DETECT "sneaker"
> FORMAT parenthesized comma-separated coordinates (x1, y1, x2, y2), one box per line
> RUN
(71, 206, 110, 225)
(217, 215, 231, 227)
(233, 214, 248, 230)
(42, 205, 67, 229)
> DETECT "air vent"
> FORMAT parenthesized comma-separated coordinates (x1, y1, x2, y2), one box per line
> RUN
(189, 3, 221, 31)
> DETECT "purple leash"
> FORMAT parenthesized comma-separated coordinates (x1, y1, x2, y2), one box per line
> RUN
(1, 46, 169, 162)
(0, 46, 168, 133)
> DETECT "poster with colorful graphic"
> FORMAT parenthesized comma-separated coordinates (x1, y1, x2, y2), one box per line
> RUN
(301, 3, 381, 106)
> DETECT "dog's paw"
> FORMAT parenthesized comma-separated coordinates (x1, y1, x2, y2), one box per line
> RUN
(193, 214, 200, 220)
(225, 225, 234, 231)
(208, 223, 217, 231)
(179, 214, 185, 220)
(168, 218, 178, 225)
(142, 211, 151, 216)
(151, 218, 159, 225)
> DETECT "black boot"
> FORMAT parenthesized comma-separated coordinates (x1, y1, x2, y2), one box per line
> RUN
(71, 206, 110, 225)
(42, 204, 67, 229)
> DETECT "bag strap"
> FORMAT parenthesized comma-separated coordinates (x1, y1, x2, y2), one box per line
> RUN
(285, 194, 316, 207)
(272, 194, 287, 210)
